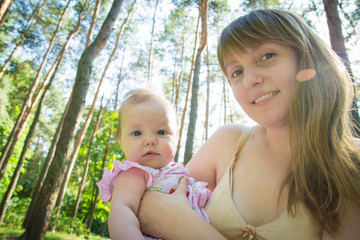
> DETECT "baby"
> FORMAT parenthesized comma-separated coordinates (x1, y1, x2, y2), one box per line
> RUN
(97, 89, 211, 239)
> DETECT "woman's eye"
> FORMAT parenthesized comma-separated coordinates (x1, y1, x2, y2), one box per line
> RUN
(261, 53, 276, 61)
(157, 130, 167, 135)
(231, 69, 243, 78)
(132, 131, 142, 136)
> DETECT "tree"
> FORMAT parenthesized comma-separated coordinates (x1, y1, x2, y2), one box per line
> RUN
(0, 61, 55, 224)
(147, 0, 159, 87)
(72, 101, 106, 219)
(85, 0, 101, 48)
(0, 0, 70, 180)
(52, 0, 135, 222)
(322, 0, 360, 136)
(174, 15, 200, 162)
(20, 0, 124, 238)
(0, 0, 48, 78)
(183, 0, 209, 164)
(0, 0, 14, 28)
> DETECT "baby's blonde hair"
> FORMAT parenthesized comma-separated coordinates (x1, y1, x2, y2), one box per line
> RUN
(117, 89, 177, 141)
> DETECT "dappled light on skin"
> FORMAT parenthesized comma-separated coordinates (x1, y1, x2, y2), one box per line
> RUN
(296, 69, 317, 82)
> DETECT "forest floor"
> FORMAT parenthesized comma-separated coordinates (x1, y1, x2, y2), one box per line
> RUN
(0, 227, 110, 240)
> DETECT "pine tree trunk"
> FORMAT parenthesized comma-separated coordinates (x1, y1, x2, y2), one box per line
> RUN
(174, 25, 186, 114)
(20, 1, 124, 239)
(204, 45, 210, 141)
(72, 106, 104, 218)
(21, 0, 88, 226)
(0, 0, 14, 29)
(323, 0, 360, 136)
(174, 16, 200, 162)
(0, 0, 47, 77)
(147, 0, 159, 87)
(85, 0, 101, 48)
(87, 131, 112, 231)
(52, 1, 135, 220)
(87, 65, 122, 231)
(0, 64, 55, 224)
(183, 0, 209, 164)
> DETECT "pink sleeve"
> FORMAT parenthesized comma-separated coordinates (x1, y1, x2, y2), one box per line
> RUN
(97, 160, 154, 202)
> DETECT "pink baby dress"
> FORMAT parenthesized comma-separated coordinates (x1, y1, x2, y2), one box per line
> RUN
(97, 160, 211, 239)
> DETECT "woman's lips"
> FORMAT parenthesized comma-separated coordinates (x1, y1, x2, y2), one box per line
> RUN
(252, 90, 280, 104)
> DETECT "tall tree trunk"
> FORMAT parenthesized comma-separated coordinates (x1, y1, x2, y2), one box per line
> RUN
(222, 75, 227, 124)
(171, 44, 179, 105)
(147, 0, 159, 87)
(52, 1, 135, 220)
(87, 128, 112, 231)
(183, 0, 209, 164)
(0, 0, 14, 28)
(174, 25, 186, 113)
(203, 45, 210, 142)
(20, 1, 124, 239)
(87, 58, 123, 231)
(0, 0, 47, 78)
(174, 16, 200, 162)
(323, 0, 360, 136)
(0, 64, 55, 224)
(85, 0, 101, 48)
(72, 104, 105, 219)
(0, 0, 70, 180)
(28, 1, 90, 229)
(22, 95, 70, 229)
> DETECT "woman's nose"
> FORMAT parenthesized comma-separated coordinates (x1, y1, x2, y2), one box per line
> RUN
(244, 68, 263, 88)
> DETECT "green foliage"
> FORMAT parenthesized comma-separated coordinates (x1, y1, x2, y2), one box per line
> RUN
(0, 0, 359, 237)
(0, 226, 110, 239)
(1, 197, 31, 229)
(242, 0, 281, 9)
(4, 58, 36, 119)
(50, 215, 87, 236)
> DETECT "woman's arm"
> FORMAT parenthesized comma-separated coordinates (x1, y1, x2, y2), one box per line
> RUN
(139, 177, 226, 240)
(322, 201, 360, 240)
(109, 168, 148, 240)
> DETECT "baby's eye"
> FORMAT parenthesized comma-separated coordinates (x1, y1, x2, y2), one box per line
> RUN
(132, 131, 142, 136)
(157, 130, 167, 135)
(231, 69, 243, 78)
(261, 53, 276, 61)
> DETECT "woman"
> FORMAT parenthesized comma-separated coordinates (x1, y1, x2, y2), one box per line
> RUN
(138, 9, 360, 239)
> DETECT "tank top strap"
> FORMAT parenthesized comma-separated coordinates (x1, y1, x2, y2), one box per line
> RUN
(229, 127, 253, 195)
(229, 126, 253, 170)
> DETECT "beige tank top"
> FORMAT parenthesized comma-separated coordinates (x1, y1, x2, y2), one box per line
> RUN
(205, 127, 322, 240)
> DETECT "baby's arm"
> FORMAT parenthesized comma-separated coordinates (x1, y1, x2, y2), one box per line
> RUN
(109, 167, 148, 240)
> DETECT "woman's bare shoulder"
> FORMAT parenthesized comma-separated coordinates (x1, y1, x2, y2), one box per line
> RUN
(187, 124, 254, 187)
(211, 123, 248, 138)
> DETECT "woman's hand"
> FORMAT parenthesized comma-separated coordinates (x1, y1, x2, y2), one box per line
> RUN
(138, 177, 191, 238)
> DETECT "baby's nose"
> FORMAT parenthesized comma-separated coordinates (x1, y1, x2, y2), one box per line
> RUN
(145, 136, 156, 146)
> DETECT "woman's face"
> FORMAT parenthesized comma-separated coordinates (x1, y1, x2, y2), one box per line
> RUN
(225, 42, 298, 128)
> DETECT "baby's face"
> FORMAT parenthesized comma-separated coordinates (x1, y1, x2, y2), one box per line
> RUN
(119, 100, 177, 169)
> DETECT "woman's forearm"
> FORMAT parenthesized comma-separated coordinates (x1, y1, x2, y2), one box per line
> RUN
(139, 177, 226, 240)
(166, 206, 226, 240)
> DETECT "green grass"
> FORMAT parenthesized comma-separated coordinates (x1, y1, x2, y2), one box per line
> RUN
(0, 227, 110, 240)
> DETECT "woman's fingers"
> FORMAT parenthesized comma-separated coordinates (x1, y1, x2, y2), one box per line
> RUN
(174, 176, 188, 196)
